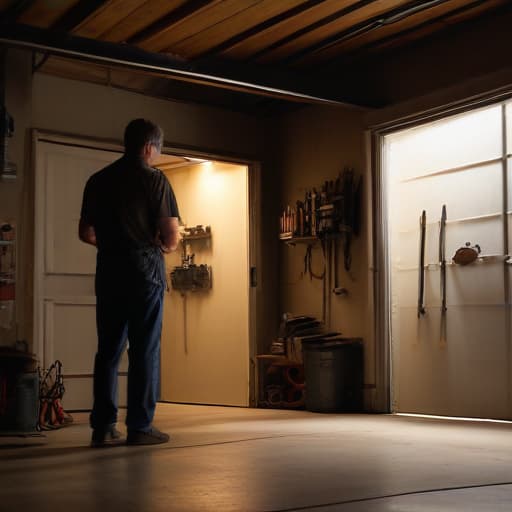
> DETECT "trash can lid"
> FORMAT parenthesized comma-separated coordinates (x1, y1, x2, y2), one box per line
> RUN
(302, 337, 362, 350)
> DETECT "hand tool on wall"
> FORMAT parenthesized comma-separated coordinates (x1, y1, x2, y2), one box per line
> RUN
(417, 210, 426, 318)
(333, 239, 348, 296)
(439, 205, 447, 315)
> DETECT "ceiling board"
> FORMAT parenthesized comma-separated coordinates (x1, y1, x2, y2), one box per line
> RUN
(166, 0, 310, 59)
(99, 0, 188, 43)
(72, 0, 146, 39)
(255, 0, 413, 63)
(136, 0, 260, 52)
(18, 0, 80, 28)
(220, 0, 359, 60)
(4, 0, 509, 110)
(307, 0, 501, 63)
(345, 0, 508, 58)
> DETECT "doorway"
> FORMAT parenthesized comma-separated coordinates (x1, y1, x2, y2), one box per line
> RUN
(33, 134, 255, 410)
(382, 101, 512, 420)
(156, 155, 251, 407)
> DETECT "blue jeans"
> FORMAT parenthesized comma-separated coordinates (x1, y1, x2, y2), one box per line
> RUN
(90, 248, 165, 432)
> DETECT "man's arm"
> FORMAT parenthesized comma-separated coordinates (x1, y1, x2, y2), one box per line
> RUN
(159, 217, 180, 253)
(78, 218, 97, 247)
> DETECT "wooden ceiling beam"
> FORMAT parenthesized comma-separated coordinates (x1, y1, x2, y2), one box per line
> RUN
(97, 0, 187, 43)
(134, 0, 259, 53)
(0, 22, 370, 107)
(71, 0, 147, 40)
(248, 0, 378, 62)
(51, 0, 111, 32)
(322, 0, 509, 65)
(282, 0, 452, 64)
(169, 0, 316, 59)
(128, 0, 218, 46)
(195, 0, 326, 60)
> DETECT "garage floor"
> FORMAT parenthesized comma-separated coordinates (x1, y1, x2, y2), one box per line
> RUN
(1, 404, 512, 511)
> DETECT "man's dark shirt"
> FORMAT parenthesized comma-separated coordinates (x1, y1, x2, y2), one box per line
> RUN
(81, 155, 179, 252)
(80, 154, 179, 291)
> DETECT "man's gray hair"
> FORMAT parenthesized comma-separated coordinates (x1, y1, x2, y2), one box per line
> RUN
(124, 119, 163, 154)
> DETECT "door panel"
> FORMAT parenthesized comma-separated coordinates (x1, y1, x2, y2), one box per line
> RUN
(397, 163, 503, 233)
(388, 105, 502, 181)
(44, 151, 99, 274)
(396, 306, 508, 419)
(35, 141, 124, 410)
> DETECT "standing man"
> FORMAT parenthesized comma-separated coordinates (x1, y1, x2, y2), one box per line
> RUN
(79, 119, 180, 447)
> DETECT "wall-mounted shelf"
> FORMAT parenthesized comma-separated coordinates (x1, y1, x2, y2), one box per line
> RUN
(396, 254, 511, 271)
(181, 233, 211, 242)
(280, 235, 319, 246)
(181, 225, 211, 243)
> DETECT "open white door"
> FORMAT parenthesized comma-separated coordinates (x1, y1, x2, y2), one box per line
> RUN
(34, 140, 124, 410)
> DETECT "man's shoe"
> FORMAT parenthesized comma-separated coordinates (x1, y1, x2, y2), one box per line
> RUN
(126, 427, 170, 445)
(91, 426, 123, 448)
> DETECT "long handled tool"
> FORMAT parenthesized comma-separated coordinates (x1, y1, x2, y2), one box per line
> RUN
(439, 205, 447, 314)
(417, 210, 427, 318)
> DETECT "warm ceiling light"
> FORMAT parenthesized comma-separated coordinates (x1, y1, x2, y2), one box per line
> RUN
(185, 157, 209, 163)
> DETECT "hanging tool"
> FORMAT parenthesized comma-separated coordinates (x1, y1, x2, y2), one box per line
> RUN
(452, 242, 481, 265)
(417, 210, 426, 318)
(332, 238, 347, 296)
(439, 205, 447, 314)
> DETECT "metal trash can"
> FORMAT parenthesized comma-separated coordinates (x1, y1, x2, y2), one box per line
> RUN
(302, 338, 363, 413)
(0, 350, 39, 433)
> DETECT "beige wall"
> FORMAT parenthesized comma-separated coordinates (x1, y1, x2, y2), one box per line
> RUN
(31, 73, 266, 158)
(0, 48, 270, 349)
(275, 105, 375, 398)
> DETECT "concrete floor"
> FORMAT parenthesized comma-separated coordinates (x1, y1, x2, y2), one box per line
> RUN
(1, 404, 512, 511)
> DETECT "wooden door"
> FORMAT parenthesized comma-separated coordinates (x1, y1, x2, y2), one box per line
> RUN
(35, 140, 123, 410)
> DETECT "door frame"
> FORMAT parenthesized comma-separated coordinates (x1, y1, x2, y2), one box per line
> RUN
(368, 89, 512, 414)
(32, 129, 261, 406)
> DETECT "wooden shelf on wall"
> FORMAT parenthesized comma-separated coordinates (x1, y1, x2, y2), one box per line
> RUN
(280, 234, 319, 245)
(181, 233, 211, 242)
